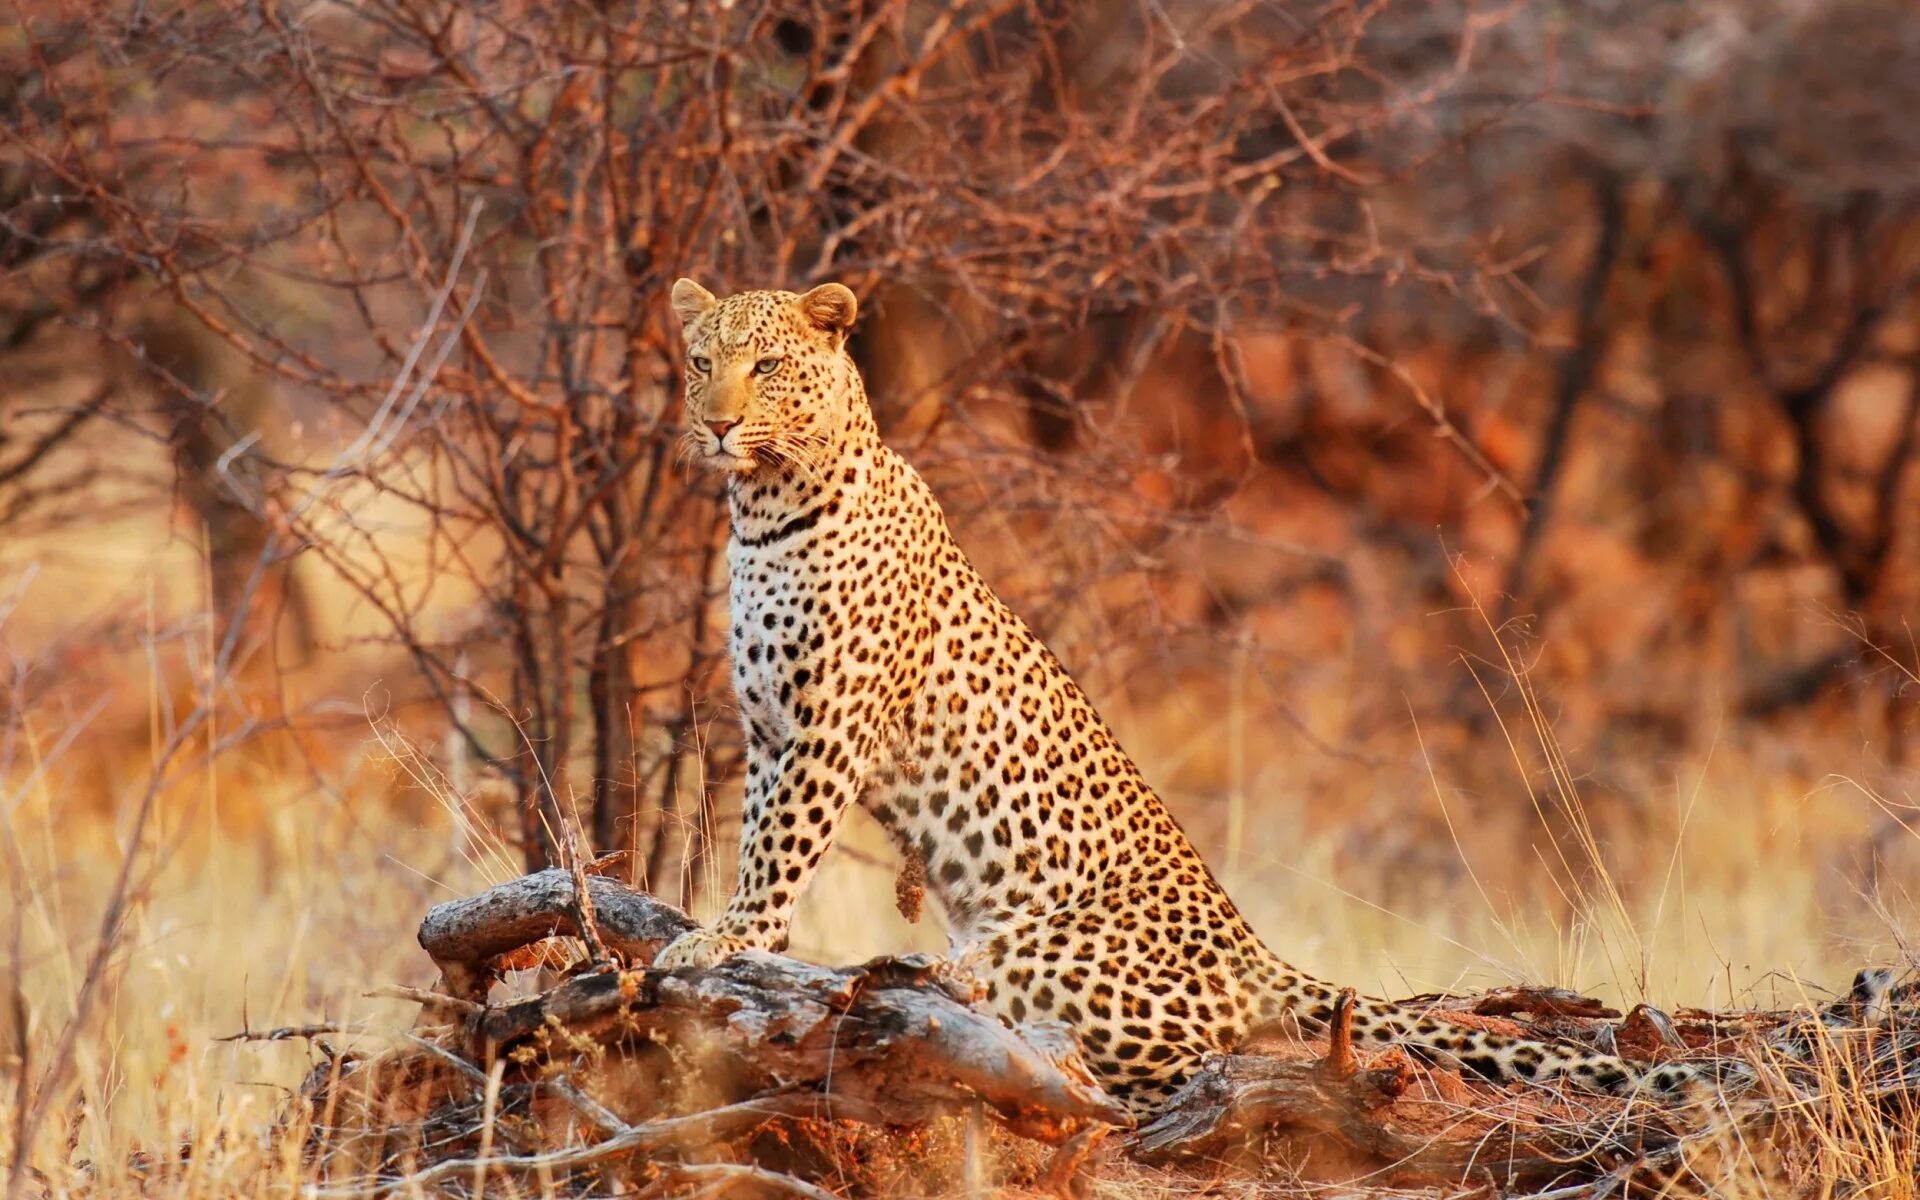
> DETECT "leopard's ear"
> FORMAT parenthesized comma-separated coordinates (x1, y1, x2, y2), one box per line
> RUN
(671, 278, 717, 329)
(799, 283, 857, 334)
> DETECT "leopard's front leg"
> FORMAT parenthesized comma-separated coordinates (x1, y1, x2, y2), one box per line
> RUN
(655, 730, 870, 969)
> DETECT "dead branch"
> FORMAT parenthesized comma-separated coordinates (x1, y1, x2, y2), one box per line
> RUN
(304, 1096, 846, 1199)
(464, 951, 1128, 1142)
(1407, 984, 1622, 1021)
(1321, 989, 1357, 1080)
(412, 872, 1128, 1145)
(1129, 1051, 1676, 1192)
(216, 1023, 362, 1044)
(417, 868, 697, 1001)
(1131, 1054, 1409, 1164)
(365, 986, 485, 1018)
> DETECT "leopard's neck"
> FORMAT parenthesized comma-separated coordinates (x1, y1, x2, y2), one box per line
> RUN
(725, 418, 883, 548)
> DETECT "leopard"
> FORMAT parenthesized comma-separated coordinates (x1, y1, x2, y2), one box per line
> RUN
(652, 278, 1722, 1116)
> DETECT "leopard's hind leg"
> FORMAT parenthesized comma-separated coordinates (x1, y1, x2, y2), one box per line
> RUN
(956, 900, 1262, 1116)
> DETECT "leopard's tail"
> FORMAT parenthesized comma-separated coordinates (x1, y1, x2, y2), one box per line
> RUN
(1240, 953, 1729, 1098)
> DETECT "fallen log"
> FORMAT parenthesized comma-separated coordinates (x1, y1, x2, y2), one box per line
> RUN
(466, 950, 1128, 1140)
(1132, 989, 1686, 1193)
(415, 869, 1126, 1138)
(263, 870, 1132, 1195)
(1130, 1050, 1687, 1192)
(282, 871, 1915, 1199)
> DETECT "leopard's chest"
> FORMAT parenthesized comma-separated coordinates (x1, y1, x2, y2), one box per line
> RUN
(727, 532, 846, 746)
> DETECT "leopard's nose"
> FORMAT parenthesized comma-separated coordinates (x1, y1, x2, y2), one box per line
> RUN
(706, 418, 738, 439)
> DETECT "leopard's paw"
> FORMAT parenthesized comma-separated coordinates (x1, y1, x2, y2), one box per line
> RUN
(654, 928, 753, 971)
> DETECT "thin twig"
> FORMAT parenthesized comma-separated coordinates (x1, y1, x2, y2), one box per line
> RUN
(300, 1096, 829, 1199)
(216, 1023, 364, 1044)
(1322, 988, 1358, 1080)
(366, 985, 486, 1017)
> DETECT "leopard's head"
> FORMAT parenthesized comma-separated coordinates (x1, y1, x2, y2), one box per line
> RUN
(670, 279, 860, 475)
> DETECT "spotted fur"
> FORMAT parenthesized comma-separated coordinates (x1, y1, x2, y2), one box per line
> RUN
(654, 279, 1712, 1115)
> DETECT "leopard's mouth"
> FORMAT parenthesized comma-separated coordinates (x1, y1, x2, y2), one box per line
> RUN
(688, 432, 759, 474)
(705, 447, 759, 474)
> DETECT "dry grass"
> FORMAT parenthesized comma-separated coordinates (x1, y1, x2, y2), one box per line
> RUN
(2, 513, 1916, 1199)
(6, 718, 1913, 1195)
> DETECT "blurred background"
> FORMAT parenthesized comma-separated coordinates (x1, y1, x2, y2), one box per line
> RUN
(2, 0, 1919, 1176)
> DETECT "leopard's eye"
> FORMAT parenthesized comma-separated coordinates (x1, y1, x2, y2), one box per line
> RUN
(753, 357, 782, 376)
(690, 355, 712, 374)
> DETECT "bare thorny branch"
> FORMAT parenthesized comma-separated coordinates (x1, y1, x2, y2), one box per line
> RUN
(0, 0, 1565, 888)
